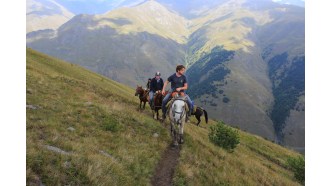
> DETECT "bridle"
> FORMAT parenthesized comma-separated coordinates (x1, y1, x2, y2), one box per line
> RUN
(171, 98, 186, 124)
(136, 88, 147, 99)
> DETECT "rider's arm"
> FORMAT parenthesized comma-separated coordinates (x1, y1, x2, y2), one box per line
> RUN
(162, 80, 169, 95)
(176, 83, 188, 92)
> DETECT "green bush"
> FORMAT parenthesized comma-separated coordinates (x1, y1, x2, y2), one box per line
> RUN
(209, 122, 240, 151)
(287, 156, 305, 184)
(102, 116, 121, 132)
(223, 97, 230, 103)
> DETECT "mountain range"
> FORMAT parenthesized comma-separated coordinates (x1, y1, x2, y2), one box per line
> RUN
(26, 0, 305, 152)
(27, 0, 75, 33)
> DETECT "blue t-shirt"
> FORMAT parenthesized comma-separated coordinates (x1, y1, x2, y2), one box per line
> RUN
(167, 73, 187, 91)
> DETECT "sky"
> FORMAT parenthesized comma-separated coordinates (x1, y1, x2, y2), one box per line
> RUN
(53, 0, 305, 15)
(55, 0, 145, 14)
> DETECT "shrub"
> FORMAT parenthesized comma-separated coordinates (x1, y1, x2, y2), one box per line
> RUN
(287, 156, 305, 184)
(102, 116, 121, 132)
(209, 122, 240, 151)
(223, 97, 230, 103)
(210, 102, 217, 106)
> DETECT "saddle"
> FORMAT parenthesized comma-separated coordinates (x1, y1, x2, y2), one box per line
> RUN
(153, 90, 162, 108)
(166, 91, 189, 115)
(171, 91, 185, 98)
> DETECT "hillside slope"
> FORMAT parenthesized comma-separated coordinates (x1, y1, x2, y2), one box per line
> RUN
(186, 0, 304, 147)
(27, 48, 302, 185)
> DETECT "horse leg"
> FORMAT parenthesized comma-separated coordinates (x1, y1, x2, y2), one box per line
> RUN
(155, 109, 159, 120)
(170, 123, 174, 136)
(171, 122, 178, 146)
(196, 115, 201, 126)
(139, 100, 142, 109)
(154, 109, 158, 120)
(179, 122, 184, 144)
(143, 101, 146, 109)
(153, 110, 157, 120)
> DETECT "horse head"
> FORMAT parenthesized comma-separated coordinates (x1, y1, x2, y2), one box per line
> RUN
(135, 85, 143, 96)
(170, 98, 187, 124)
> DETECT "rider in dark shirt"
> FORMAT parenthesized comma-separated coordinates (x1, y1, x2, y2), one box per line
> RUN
(161, 65, 193, 120)
(149, 72, 164, 109)
(146, 78, 152, 91)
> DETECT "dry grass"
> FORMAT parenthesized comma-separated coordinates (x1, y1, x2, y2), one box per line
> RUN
(27, 48, 302, 185)
(27, 48, 170, 185)
(174, 118, 302, 185)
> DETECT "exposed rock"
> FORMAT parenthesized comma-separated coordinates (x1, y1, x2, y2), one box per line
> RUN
(153, 133, 159, 138)
(84, 101, 93, 106)
(26, 105, 39, 110)
(27, 89, 33, 94)
(44, 145, 72, 155)
(99, 150, 114, 159)
(67, 127, 75, 132)
(63, 161, 71, 168)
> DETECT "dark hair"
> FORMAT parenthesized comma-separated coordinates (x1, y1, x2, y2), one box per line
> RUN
(176, 65, 185, 72)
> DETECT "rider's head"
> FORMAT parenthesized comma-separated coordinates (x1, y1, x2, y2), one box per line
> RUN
(148, 78, 152, 82)
(155, 71, 161, 79)
(176, 65, 186, 75)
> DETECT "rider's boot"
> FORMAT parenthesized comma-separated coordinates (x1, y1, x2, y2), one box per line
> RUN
(162, 113, 166, 120)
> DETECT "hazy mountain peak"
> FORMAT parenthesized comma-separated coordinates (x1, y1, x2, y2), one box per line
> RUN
(90, 0, 190, 43)
(188, 0, 274, 56)
(27, 0, 74, 33)
(272, 0, 305, 7)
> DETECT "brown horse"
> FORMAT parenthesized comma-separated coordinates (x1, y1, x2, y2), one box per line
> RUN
(152, 90, 167, 120)
(135, 86, 149, 109)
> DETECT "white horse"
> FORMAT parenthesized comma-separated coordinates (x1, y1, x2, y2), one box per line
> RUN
(168, 96, 188, 146)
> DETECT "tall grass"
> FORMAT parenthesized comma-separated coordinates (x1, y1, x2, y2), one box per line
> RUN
(27, 48, 303, 185)
(173, 119, 302, 186)
(27, 48, 170, 185)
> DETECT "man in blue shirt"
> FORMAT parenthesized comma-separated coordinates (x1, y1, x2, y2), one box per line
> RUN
(161, 65, 193, 120)
(149, 71, 164, 110)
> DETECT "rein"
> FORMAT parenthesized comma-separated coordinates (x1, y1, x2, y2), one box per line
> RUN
(138, 90, 148, 99)
(171, 100, 186, 124)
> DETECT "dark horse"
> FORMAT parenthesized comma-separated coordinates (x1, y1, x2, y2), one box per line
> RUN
(135, 86, 149, 109)
(152, 90, 167, 120)
(192, 106, 208, 126)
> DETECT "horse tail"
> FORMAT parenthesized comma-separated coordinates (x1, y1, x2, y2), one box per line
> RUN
(203, 109, 208, 123)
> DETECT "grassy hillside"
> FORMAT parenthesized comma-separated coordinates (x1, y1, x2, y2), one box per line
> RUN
(27, 48, 303, 185)
(174, 122, 302, 185)
(26, 48, 171, 185)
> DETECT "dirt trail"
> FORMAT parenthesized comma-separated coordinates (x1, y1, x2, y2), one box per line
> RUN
(151, 144, 181, 186)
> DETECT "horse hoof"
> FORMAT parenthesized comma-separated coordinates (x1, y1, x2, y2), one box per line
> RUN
(173, 141, 179, 146)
